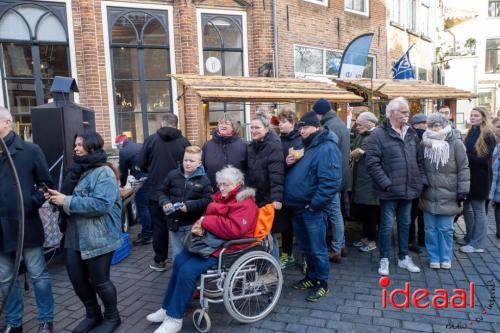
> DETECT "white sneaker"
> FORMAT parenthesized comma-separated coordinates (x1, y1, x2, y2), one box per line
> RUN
(378, 258, 389, 276)
(441, 262, 451, 269)
(460, 245, 484, 253)
(398, 255, 421, 273)
(154, 317, 183, 333)
(147, 308, 167, 323)
(430, 262, 440, 269)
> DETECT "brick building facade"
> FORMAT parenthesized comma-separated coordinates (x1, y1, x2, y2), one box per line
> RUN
(0, 0, 393, 146)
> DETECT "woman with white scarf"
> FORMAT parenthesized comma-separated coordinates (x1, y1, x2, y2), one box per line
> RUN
(420, 113, 470, 269)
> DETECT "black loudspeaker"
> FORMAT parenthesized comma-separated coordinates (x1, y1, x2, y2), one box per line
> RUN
(31, 103, 95, 185)
(31, 77, 95, 187)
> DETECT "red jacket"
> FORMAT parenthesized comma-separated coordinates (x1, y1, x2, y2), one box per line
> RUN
(202, 185, 259, 257)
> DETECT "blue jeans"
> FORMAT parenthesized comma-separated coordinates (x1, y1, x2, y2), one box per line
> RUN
(0, 247, 54, 326)
(379, 199, 412, 260)
(135, 185, 152, 237)
(423, 211, 454, 264)
(463, 199, 487, 249)
(162, 250, 217, 319)
(292, 208, 329, 281)
(324, 193, 345, 252)
(169, 225, 192, 260)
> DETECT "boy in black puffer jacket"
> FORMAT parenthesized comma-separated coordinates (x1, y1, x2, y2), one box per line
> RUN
(158, 146, 213, 259)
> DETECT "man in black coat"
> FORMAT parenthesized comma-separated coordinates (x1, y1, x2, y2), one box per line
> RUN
(0, 107, 54, 333)
(138, 113, 190, 271)
(116, 135, 152, 246)
(365, 97, 425, 277)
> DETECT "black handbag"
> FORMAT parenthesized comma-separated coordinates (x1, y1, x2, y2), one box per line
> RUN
(183, 231, 224, 259)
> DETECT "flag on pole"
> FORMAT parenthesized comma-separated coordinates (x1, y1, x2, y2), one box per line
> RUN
(338, 33, 374, 79)
(393, 45, 415, 79)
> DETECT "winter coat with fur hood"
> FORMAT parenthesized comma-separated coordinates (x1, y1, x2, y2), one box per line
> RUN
(201, 185, 259, 257)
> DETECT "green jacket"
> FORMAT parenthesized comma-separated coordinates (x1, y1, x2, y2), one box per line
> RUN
(352, 130, 378, 206)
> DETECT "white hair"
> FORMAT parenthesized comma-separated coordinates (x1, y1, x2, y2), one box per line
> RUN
(0, 107, 12, 121)
(385, 97, 409, 117)
(357, 111, 378, 125)
(215, 166, 245, 186)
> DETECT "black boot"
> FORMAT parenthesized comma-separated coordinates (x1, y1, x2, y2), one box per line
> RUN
(91, 282, 121, 333)
(1, 326, 22, 333)
(73, 301, 103, 333)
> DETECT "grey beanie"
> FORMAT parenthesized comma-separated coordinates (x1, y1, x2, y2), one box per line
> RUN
(410, 113, 427, 125)
(357, 111, 378, 124)
(426, 113, 449, 127)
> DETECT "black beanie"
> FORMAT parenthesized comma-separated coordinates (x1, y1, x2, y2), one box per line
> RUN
(312, 98, 332, 115)
(298, 111, 320, 128)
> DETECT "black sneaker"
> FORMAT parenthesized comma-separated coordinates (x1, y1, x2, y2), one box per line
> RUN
(291, 278, 317, 290)
(305, 283, 329, 302)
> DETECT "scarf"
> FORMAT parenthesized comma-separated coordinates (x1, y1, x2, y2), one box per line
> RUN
(465, 126, 480, 154)
(302, 131, 320, 148)
(422, 125, 452, 169)
(60, 149, 108, 195)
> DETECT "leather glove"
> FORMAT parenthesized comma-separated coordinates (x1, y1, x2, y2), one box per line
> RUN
(457, 192, 468, 207)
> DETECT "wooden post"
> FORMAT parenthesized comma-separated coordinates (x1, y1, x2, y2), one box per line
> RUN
(445, 98, 457, 123)
(197, 101, 209, 146)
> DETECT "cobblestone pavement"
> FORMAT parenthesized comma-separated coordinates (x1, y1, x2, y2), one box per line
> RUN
(9, 213, 500, 333)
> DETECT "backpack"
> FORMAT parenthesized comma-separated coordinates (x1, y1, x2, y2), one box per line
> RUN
(253, 203, 275, 240)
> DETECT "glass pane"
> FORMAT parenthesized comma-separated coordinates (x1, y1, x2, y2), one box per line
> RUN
(126, 12, 150, 34)
(13, 114, 33, 142)
(5, 79, 36, 114)
(42, 79, 56, 103)
(116, 112, 143, 143)
(144, 49, 169, 79)
(0, 10, 31, 40)
(145, 81, 170, 112)
(326, 50, 342, 75)
(16, 5, 45, 34)
(112, 48, 138, 79)
(2, 43, 33, 77)
(203, 51, 222, 75)
(112, 16, 138, 45)
(362, 57, 374, 78)
(37, 13, 67, 42)
(224, 52, 243, 76)
(294, 46, 323, 74)
(114, 80, 141, 113)
(39, 44, 69, 78)
(143, 18, 167, 45)
(216, 18, 242, 48)
(203, 22, 222, 48)
(146, 112, 166, 138)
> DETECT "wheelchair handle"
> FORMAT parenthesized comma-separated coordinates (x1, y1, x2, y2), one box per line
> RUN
(223, 238, 258, 248)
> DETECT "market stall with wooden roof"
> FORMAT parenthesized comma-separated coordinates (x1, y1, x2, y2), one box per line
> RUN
(332, 78, 477, 122)
(171, 74, 363, 143)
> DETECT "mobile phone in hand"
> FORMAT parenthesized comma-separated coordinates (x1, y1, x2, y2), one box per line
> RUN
(40, 182, 49, 193)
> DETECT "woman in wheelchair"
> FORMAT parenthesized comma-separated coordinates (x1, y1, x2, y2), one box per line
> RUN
(146, 166, 259, 333)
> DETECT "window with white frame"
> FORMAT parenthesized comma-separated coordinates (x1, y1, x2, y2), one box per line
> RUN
(303, 0, 328, 6)
(391, 0, 404, 25)
(294, 45, 375, 78)
(489, 0, 500, 17)
(420, 0, 430, 37)
(345, 0, 368, 15)
(412, 66, 428, 81)
(485, 38, 500, 73)
(407, 0, 416, 31)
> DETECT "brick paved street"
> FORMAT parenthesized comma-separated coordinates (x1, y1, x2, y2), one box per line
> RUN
(12, 213, 500, 333)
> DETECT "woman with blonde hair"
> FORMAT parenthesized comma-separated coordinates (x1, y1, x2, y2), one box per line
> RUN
(459, 107, 496, 252)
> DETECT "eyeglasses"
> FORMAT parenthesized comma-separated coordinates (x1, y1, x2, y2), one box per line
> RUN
(217, 182, 232, 188)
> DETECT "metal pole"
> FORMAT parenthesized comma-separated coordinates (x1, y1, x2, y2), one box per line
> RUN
(0, 136, 25, 316)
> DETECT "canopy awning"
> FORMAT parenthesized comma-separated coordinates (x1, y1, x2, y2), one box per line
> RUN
(171, 74, 363, 103)
(332, 79, 477, 100)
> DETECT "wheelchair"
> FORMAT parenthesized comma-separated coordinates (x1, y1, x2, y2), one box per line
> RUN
(192, 235, 283, 332)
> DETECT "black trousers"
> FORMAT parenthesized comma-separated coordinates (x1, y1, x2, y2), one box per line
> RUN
(410, 198, 425, 245)
(150, 200, 169, 263)
(65, 249, 118, 319)
(356, 204, 380, 242)
(280, 208, 294, 255)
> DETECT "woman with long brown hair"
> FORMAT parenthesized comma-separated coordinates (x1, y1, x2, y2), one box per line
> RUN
(459, 107, 496, 253)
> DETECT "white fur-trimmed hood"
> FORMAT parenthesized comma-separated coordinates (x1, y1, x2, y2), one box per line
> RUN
(236, 187, 256, 201)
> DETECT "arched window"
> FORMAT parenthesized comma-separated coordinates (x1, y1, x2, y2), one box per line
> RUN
(108, 8, 171, 143)
(0, 1, 70, 141)
(201, 13, 246, 136)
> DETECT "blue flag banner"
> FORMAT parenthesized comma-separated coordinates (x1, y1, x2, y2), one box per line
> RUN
(393, 46, 415, 79)
(338, 33, 374, 79)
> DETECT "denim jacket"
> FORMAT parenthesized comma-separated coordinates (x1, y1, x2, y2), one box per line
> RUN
(63, 166, 123, 259)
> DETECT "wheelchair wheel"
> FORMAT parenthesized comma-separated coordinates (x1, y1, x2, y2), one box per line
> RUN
(223, 251, 282, 323)
(193, 309, 211, 333)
